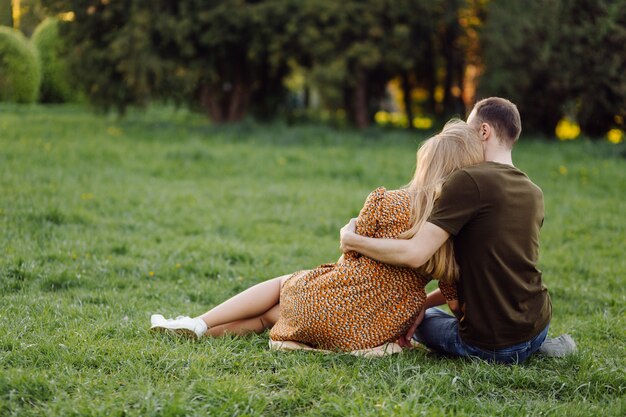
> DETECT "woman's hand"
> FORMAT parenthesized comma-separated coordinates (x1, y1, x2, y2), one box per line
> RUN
(339, 218, 358, 253)
(447, 299, 460, 318)
(398, 308, 426, 348)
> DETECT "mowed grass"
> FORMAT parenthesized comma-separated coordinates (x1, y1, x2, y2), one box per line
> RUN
(0, 104, 624, 417)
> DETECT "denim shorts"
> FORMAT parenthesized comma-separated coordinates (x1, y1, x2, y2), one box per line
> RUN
(413, 308, 549, 364)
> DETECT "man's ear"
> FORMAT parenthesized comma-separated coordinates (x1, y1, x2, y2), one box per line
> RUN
(481, 123, 491, 141)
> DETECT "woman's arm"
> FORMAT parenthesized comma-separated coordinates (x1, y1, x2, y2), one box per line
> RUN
(423, 288, 446, 309)
(398, 288, 458, 348)
(340, 219, 450, 268)
(447, 299, 462, 319)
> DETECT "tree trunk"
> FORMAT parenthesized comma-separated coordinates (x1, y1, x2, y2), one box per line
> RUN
(423, 38, 438, 116)
(198, 73, 251, 123)
(199, 84, 224, 123)
(354, 71, 369, 129)
(577, 98, 613, 139)
(441, 0, 466, 117)
(303, 85, 310, 109)
(227, 79, 250, 122)
(401, 72, 414, 129)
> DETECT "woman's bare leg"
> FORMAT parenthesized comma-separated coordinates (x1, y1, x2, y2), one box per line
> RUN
(196, 274, 291, 330)
(207, 304, 281, 337)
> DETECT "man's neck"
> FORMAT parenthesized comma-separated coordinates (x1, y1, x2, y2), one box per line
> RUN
(485, 150, 514, 166)
(483, 134, 514, 166)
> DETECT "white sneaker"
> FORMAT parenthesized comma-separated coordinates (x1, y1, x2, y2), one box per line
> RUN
(150, 314, 208, 339)
(538, 334, 577, 357)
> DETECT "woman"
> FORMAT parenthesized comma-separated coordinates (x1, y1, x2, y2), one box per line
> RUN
(151, 120, 484, 352)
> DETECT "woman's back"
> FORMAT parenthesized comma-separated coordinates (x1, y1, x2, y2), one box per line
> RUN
(270, 187, 431, 351)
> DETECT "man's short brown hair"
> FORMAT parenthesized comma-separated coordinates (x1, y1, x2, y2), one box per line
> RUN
(471, 97, 522, 147)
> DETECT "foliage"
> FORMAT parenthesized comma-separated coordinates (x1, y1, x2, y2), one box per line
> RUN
(32, 17, 78, 103)
(479, 0, 568, 136)
(36, 1, 623, 132)
(0, 0, 13, 27)
(0, 104, 625, 416)
(294, 0, 449, 128)
(0, 26, 41, 103)
(560, 0, 626, 137)
(478, 0, 626, 138)
(10, 0, 48, 36)
(41, 0, 295, 119)
(41, 0, 473, 127)
(189, 0, 297, 122)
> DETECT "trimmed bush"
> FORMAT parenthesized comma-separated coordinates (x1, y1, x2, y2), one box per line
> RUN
(0, 26, 41, 103)
(32, 18, 78, 103)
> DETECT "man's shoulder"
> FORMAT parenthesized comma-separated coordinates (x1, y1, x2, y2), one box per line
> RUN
(444, 162, 496, 184)
(443, 164, 485, 190)
(460, 161, 509, 176)
(456, 162, 543, 201)
(460, 162, 534, 184)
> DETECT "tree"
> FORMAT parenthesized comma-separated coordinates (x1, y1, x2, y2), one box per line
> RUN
(478, 0, 626, 137)
(42, 0, 296, 120)
(478, 0, 567, 136)
(438, 0, 466, 117)
(41, 0, 478, 127)
(296, 0, 436, 128)
(560, 0, 626, 137)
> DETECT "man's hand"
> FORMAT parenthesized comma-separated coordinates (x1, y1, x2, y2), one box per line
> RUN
(339, 218, 357, 253)
(398, 307, 426, 348)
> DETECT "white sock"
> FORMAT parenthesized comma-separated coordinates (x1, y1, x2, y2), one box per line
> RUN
(194, 317, 208, 336)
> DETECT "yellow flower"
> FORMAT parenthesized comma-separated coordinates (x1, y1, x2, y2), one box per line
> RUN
(107, 126, 123, 137)
(607, 129, 623, 144)
(412, 116, 433, 130)
(80, 193, 95, 200)
(555, 119, 580, 141)
(148, 271, 155, 277)
(390, 112, 408, 128)
(559, 166, 568, 175)
(375, 111, 390, 124)
(175, 263, 181, 269)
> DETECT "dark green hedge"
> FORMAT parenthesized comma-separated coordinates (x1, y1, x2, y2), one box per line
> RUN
(32, 18, 78, 103)
(0, 26, 41, 103)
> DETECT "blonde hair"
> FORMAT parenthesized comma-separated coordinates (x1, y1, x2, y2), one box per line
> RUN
(399, 119, 484, 282)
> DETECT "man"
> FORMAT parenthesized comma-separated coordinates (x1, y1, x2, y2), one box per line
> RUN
(340, 97, 575, 364)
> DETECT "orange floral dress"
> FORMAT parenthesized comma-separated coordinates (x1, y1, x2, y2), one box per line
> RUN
(269, 187, 457, 351)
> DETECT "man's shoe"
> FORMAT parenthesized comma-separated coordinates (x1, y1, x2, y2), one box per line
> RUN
(150, 314, 207, 339)
(538, 334, 577, 357)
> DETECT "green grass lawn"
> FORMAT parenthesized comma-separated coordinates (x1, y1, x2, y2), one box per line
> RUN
(1, 104, 624, 416)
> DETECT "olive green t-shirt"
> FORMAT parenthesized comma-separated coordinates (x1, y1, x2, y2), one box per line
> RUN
(429, 162, 551, 349)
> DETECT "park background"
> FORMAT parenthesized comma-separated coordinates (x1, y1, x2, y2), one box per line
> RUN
(1, 1, 625, 416)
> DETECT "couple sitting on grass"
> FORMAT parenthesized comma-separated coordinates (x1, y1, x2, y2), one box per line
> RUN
(151, 97, 576, 364)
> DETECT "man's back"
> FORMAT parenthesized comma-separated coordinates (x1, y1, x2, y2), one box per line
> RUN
(429, 161, 552, 349)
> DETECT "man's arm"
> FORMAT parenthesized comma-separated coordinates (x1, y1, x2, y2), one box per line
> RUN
(340, 219, 450, 269)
